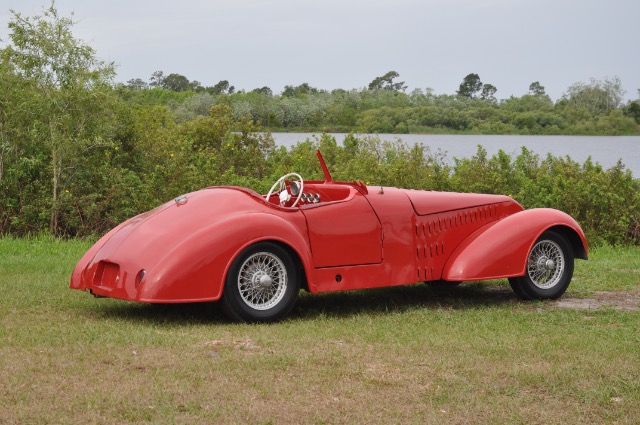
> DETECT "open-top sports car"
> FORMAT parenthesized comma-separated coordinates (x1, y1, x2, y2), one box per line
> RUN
(71, 150, 588, 322)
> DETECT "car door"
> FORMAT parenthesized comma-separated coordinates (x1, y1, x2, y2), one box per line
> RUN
(301, 194, 383, 268)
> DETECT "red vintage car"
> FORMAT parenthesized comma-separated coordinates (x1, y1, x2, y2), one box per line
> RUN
(71, 150, 588, 322)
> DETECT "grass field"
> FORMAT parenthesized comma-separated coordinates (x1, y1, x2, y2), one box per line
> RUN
(1, 237, 639, 424)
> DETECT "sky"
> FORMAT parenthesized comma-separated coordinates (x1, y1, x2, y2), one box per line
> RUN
(1, 0, 639, 102)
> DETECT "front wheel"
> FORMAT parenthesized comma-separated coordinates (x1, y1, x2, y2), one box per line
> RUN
(222, 242, 300, 322)
(509, 231, 574, 300)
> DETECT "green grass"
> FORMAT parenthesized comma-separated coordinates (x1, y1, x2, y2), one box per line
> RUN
(1, 237, 639, 424)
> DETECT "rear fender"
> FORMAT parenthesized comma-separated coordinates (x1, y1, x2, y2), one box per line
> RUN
(70, 219, 131, 290)
(442, 208, 588, 281)
(138, 212, 314, 302)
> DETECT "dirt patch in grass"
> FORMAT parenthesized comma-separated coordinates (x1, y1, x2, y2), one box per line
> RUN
(554, 291, 640, 311)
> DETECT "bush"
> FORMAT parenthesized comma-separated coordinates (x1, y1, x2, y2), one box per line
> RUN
(449, 146, 640, 245)
(3, 122, 638, 246)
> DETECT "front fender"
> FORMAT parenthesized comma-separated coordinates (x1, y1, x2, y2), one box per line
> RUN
(442, 208, 587, 281)
(138, 212, 314, 302)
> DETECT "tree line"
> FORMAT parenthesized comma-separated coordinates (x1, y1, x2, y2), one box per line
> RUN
(123, 69, 640, 136)
(1, 4, 639, 244)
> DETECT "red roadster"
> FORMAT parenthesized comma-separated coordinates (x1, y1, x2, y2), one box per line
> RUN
(71, 150, 588, 322)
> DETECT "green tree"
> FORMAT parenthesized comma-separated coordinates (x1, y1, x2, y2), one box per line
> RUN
(149, 70, 165, 88)
(368, 71, 407, 92)
(457, 73, 483, 98)
(126, 78, 148, 90)
(562, 76, 625, 115)
(282, 83, 319, 97)
(0, 55, 24, 187)
(2, 2, 118, 234)
(529, 81, 546, 96)
(480, 83, 497, 102)
(207, 79, 235, 95)
(161, 73, 200, 92)
(252, 86, 273, 96)
(623, 100, 640, 124)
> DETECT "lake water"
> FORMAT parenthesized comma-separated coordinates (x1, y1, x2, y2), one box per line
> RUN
(272, 133, 640, 178)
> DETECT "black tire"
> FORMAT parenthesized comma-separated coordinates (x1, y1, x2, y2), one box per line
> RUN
(509, 231, 574, 300)
(221, 242, 300, 323)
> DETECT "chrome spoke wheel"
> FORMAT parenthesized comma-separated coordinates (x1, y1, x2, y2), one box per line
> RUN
(527, 239, 565, 289)
(238, 252, 288, 310)
(509, 231, 575, 300)
(223, 242, 300, 323)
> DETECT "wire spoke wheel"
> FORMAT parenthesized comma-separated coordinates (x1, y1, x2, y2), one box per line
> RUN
(509, 231, 574, 300)
(238, 252, 287, 310)
(527, 239, 565, 289)
(222, 242, 300, 322)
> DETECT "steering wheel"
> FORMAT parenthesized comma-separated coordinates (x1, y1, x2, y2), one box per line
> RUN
(266, 173, 304, 207)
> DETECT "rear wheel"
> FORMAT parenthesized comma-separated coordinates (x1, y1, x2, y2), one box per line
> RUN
(509, 231, 574, 300)
(222, 242, 299, 322)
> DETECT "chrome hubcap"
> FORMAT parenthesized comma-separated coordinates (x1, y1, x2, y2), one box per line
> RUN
(536, 256, 555, 271)
(255, 273, 273, 288)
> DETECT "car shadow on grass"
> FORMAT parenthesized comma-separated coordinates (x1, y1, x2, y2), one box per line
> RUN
(83, 281, 521, 325)
(293, 281, 520, 320)
(83, 298, 227, 325)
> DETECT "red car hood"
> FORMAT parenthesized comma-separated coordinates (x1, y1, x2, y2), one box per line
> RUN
(403, 190, 519, 215)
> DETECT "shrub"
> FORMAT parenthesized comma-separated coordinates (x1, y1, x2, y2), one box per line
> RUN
(3, 127, 638, 246)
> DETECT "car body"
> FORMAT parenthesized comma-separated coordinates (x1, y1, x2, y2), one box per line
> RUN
(71, 150, 588, 322)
